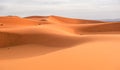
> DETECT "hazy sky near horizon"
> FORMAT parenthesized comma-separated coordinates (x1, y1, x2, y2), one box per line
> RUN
(0, 0, 120, 19)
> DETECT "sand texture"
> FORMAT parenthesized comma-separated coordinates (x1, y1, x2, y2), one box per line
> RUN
(0, 16, 120, 70)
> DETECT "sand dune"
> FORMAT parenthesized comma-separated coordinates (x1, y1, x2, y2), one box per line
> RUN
(0, 16, 40, 27)
(25, 16, 48, 18)
(47, 15, 105, 24)
(68, 22, 120, 34)
(25, 15, 105, 24)
(0, 25, 83, 47)
(24, 16, 50, 21)
(0, 15, 120, 70)
(0, 32, 21, 47)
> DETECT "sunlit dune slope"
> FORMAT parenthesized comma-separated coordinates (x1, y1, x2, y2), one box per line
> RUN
(0, 16, 40, 26)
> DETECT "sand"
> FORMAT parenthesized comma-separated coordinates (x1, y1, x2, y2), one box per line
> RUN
(0, 15, 120, 70)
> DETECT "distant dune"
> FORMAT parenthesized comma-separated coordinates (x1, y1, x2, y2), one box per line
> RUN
(0, 16, 39, 27)
(0, 15, 120, 70)
(25, 16, 48, 18)
(25, 15, 105, 24)
(102, 18, 120, 22)
(66, 22, 120, 34)
(47, 15, 105, 24)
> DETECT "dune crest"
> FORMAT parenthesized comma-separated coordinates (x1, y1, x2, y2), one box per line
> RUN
(0, 16, 40, 27)
(47, 15, 105, 24)
(70, 22, 120, 34)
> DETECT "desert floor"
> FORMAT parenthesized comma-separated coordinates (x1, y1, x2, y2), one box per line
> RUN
(0, 16, 120, 70)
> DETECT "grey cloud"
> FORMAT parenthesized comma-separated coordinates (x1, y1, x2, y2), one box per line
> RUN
(0, 0, 69, 5)
(0, 5, 7, 11)
(0, 6, 4, 10)
(0, 0, 120, 19)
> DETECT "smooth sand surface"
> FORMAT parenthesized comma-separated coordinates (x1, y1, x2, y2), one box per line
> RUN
(0, 16, 120, 70)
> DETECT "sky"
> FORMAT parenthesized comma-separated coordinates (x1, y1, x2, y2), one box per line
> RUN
(0, 0, 120, 19)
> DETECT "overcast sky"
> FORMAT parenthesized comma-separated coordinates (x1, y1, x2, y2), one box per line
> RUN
(0, 0, 120, 19)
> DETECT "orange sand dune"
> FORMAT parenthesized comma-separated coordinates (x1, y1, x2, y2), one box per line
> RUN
(47, 15, 105, 24)
(0, 16, 40, 27)
(25, 15, 105, 24)
(25, 16, 48, 18)
(0, 15, 120, 70)
(0, 32, 21, 47)
(68, 22, 120, 34)
(25, 16, 48, 21)
(0, 25, 80, 47)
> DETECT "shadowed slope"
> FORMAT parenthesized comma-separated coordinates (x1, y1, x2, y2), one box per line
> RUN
(24, 16, 48, 19)
(25, 16, 52, 24)
(0, 26, 90, 59)
(0, 24, 89, 48)
(71, 22, 120, 34)
(0, 32, 21, 47)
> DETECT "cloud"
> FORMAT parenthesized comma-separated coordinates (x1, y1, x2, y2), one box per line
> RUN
(0, 5, 8, 13)
(0, 0, 120, 19)
(0, 6, 4, 10)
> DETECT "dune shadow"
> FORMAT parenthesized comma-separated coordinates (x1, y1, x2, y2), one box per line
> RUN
(0, 32, 21, 47)
(0, 32, 92, 59)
